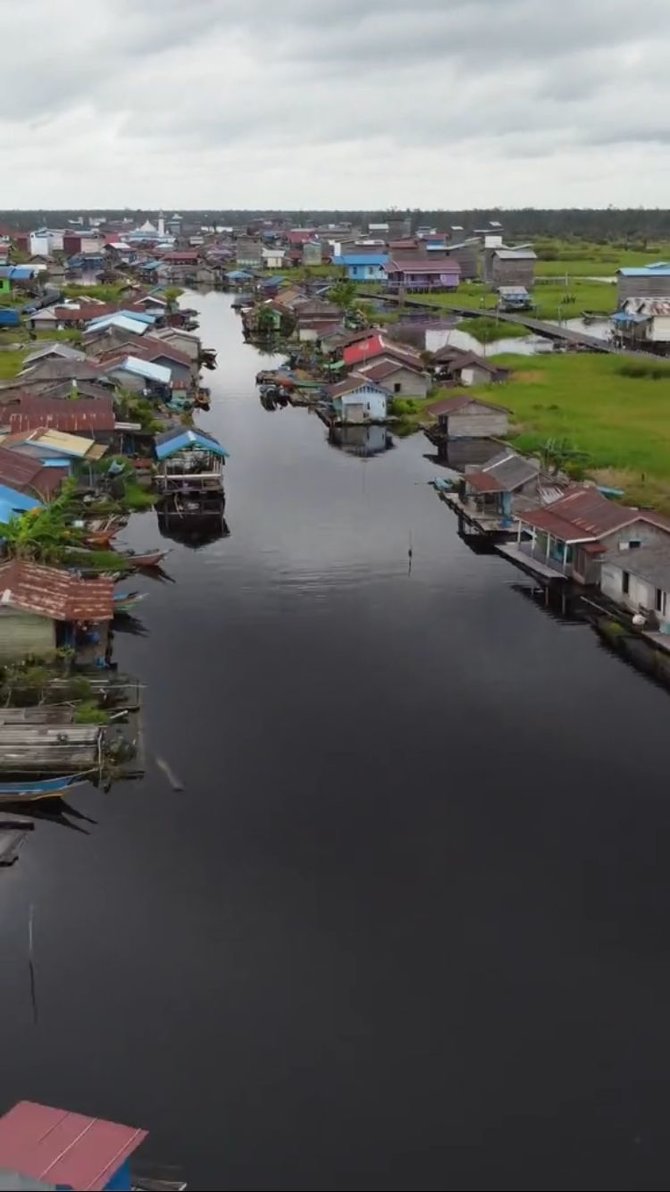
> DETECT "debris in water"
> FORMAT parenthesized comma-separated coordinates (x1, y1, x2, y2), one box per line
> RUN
(155, 755, 184, 792)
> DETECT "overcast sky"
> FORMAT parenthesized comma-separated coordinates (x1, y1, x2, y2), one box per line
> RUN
(3, 0, 670, 209)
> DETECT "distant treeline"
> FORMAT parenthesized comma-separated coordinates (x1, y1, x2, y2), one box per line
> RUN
(4, 208, 670, 241)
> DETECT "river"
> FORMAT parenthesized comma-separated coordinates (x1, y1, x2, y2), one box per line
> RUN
(2, 292, 670, 1191)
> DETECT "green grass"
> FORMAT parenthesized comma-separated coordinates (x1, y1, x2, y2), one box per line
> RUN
(457, 316, 528, 342)
(0, 348, 27, 378)
(534, 238, 670, 277)
(62, 282, 127, 302)
(458, 352, 670, 511)
(408, 276, 618, 322)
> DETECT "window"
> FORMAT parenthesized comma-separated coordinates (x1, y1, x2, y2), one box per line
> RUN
(629, 539, 642, 549)
(656, 588, 666, 614)
(622, 570, 630, 595)
(394, 382, 402, 394)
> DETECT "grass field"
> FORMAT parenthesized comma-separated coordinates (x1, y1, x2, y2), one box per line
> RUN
(534, 238, 670, 278)
(410, 276, 618, 322)
(0, 349, 27, 378)
(453, 352, 670, 510)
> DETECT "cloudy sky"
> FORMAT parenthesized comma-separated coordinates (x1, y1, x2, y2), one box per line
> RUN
(3, 0, 670, 209)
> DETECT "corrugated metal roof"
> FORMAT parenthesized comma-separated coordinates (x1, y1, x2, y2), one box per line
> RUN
(465, 450, 538, 493)
(85, 314, 149, 335)
(0, 1101, 146, 1190)
(388, 258, 460, 273)
(0, 484, 42, 514)
(12, 428, 104, 459)
(0, 562, 114, 621)
(620, 298, 670, 317)
(334, 255, 389, 266)
(516, 486, 666, 542)
(8, 396, 115, 435)
(494, 249, 537, 260)
(329, 372, 389, 399)
(155, 427, 229, 460)
(427, 394, 510, 417)
(0, 447, 63, 500)
(112, 356, 171, 384)
(619, 264, 670, 276)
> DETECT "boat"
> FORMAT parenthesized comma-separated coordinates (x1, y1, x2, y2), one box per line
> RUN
(119, 547, 169, 568)
(83, 515, 126, 547)
(0, 774, 84, 805)
(114, 591, 149, 615)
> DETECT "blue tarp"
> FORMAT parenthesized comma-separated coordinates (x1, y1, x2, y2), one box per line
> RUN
(0, 310, 20, 326)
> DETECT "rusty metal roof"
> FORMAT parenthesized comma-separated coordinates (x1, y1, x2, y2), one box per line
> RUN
(427, 394, 510, 417)
(0, 447, 63, 500)
(8, 396, 115, 436)
(0, 560, 114, 621)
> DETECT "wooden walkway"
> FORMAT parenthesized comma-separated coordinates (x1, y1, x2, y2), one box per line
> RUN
(360, 291, 659, 359)
(497, 543, 567, 582)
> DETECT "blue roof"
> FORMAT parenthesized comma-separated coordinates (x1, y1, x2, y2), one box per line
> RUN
(116, 309, 156, 324)
(155, 428, 230, 461)
(227, 269, 253, 280)
(0, 265, 40, 280)
(0, 484, 42, 524)
(334, 255, 389, 266)
(618, 264, 670, 276)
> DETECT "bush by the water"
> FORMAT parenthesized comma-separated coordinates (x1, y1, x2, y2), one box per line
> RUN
(617, 360, 670, 381)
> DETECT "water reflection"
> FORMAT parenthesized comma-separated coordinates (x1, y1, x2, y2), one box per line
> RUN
(157, 498, 230, 549)
(328, 424, 394, 458)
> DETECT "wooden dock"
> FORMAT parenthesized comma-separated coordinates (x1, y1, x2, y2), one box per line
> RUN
(0, 725, 103, 775)
(496, 542, 567, 582)
(439, 491, 518, 539)
(359, 291, 660, 359)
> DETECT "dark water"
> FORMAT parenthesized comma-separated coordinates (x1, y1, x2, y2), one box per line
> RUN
(3, 293, 670, 1191)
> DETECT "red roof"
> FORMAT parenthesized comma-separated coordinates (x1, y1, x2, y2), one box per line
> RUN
(50, 303, 122, 323)
(518, 486, 670, 542)
(0, 1101, 146, 1190)
(342, 334, 423, 369)
(7, 395, 115, 435)
(159, 251, 198, 263)
(0, 445, 64, 500)
(0, 562, 114, 622)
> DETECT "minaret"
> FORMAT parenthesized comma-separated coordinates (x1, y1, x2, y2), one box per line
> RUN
(157, 211, 165, 237)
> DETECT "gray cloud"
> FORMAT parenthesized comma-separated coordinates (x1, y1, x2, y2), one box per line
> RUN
(0, 0, 669, 207)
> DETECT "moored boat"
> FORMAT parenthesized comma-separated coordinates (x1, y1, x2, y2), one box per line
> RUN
(0, 774, 84, 805)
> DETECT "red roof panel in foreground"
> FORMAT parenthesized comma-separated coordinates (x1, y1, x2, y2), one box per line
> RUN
(0, 561, 114, 621)
(0, 1101, 147, 1191)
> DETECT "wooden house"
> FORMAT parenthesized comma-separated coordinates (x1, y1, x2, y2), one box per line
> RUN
(154, 427, 229, 497)
(484, 246, 537, 289)
(329, 374, 389, 424)
(0, 560, 114, 663)
(512, 487, 670, 585)
(427, 394, 510, 442)
(458, 449, 541, 528)
(611, 299, 670, 353)
(616, 264, 670, 303)
(357, 357, 430, 397)
(386, 257, 460, 293)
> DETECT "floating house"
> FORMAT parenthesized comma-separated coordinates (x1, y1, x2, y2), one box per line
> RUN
(329, 374, 389, 425)
(426, 394, 511, 442)
(457, 449, 541, 531)
(333, 254, 388, 282)
(386, 257, 461, 293)
(612, 298, 670, 353)
(484, 246, 537, 289)
(357, 357, 430, 397)
(0, 560, 114, 663)
(601, 544, 670, 633)
(497, 285, 533, 311)
(508, 487, 670, 585)
(0, 1099, 185, 1191)
(617, 263, 670, 302)
(154, 427, 229, 498)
